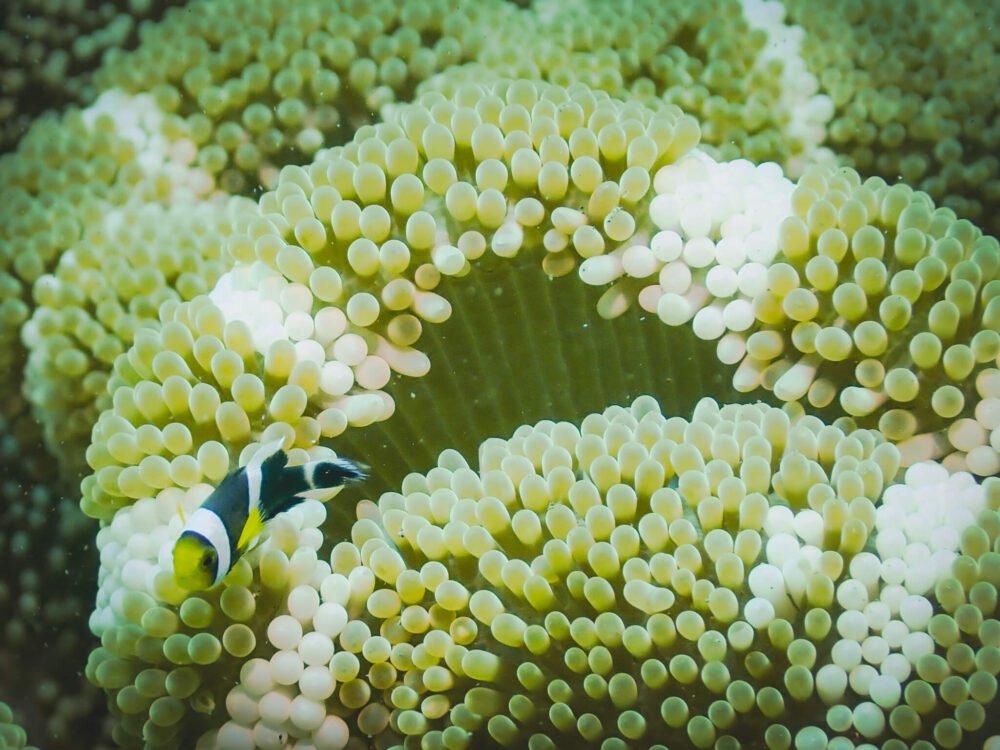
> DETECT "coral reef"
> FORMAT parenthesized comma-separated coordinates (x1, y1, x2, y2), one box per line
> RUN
(0, 1, 998, 749)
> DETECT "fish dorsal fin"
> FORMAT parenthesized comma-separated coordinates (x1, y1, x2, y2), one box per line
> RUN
(245, 439, 288, 514)
(235, 439, 287, 553)
(248, 438, 287, 472)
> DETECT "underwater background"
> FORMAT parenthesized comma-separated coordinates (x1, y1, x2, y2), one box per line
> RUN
(1, 0, 1000, 748)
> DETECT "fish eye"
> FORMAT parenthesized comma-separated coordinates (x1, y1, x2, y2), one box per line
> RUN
(201, 551, 216, 569)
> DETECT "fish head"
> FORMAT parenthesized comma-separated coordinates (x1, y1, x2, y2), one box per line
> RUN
(172, 532, 219, 591)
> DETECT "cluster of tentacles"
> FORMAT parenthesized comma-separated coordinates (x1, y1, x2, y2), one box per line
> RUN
(0, 1, 999, 749)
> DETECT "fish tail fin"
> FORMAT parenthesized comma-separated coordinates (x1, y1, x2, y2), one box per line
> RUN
(282, 456, 369, 502)
(309, 457, 369, 489)
(259, 454, 368, 516)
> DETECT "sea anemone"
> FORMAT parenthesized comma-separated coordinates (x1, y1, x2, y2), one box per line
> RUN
(0, 88, 224, 473)
(0, 0, 177, 151)
(1, 1, 999, 749)
(79, 75, 1000, 749)
(86, 456, 340, 747)
(785, 0, 1000, 234)
(80, 77, 701, 521)
(0, 700, 35, 750)
(0, 457, 104, 745)
(208, 396, 997, 750)
(87, 394, 1000, 748)
(89, 0, 522, 194)
(640, 155, 1000, 476)
(22, 194, 252, 477)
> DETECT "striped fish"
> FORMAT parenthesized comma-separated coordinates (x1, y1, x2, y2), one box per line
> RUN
(172, 440, 366, 590)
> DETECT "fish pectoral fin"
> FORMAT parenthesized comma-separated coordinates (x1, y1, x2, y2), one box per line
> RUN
(236, 506, 266, 552)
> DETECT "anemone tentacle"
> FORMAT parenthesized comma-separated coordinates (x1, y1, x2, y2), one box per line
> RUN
(1, 2, 999, 749)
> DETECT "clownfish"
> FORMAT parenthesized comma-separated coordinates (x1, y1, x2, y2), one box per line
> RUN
(172, 440, 367, 590)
